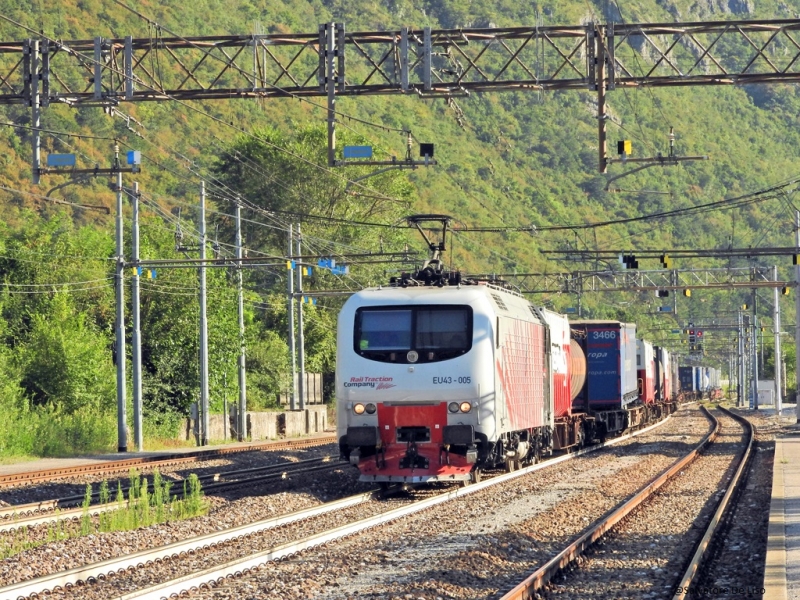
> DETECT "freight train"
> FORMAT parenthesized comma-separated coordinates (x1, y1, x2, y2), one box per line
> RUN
(336, 270, 718, 485)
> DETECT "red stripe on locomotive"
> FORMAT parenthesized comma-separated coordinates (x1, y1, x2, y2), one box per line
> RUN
(496, 319, 547, 431)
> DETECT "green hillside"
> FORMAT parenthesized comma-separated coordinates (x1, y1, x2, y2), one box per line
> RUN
(0, 0, 796, 455)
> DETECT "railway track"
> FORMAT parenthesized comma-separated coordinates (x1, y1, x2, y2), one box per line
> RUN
(0, 434, 336, 489)
(0, 456, 340, 532)
(0, 409, 683, 600)
(503, 405, 752, 600)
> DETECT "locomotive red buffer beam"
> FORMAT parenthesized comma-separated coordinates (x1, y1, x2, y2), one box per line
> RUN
(344, 402, 478, 483)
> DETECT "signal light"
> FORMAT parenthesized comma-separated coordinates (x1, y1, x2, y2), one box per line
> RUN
(655, 290, 669, 298)
(617, 140, 632, 155)
(697, 330, 703, 338)
(794, 254, 798, 266)
(683, 289, 691, 297)
(783, 286, 791, 296)
(742, 303, 749, 310)
(620, 254, 638, 269)
(660, 253, 672, 269)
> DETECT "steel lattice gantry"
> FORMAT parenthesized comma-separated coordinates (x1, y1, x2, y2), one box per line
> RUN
(5, 19, 800, 104)
(470, 266, 789, 294)
(5, 19, 800, 174)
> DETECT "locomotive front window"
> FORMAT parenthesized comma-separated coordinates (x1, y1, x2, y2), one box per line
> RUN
(355, 305, 472, 363)
(416, 309, 470, 350)
(358, 310, 412, 351)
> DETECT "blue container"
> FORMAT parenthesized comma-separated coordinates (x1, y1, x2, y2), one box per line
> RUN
(571, 321, 638, 410)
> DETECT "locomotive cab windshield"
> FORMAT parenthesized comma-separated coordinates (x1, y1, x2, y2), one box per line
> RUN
(354, 305, 472, 363)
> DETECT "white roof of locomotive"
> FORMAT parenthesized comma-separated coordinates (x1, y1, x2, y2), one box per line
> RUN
(346, 283, 519, 304)
(341, 283, 537, 320)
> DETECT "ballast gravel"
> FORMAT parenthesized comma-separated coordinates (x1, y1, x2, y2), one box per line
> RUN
(692, 406, 789, 600)
(542, 407, 748, 600)
(185, 406, 713, 600)
(0, 406, 713, 600)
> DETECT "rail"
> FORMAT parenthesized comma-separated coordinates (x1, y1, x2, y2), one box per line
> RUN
(0, 434, 336, 488)
(498, 405, 720, 599)
(673, 405, 754, 599)
(0, 412, 676, 600)
(0, 456, 339, 532)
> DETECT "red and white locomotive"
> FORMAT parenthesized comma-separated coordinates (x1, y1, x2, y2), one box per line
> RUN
(337, 282, 567, 483)
(336, 218, 682, 484)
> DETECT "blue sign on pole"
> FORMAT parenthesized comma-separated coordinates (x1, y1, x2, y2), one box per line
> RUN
(658, 306, 673, 313)
(46, 154, 76, 167)
(126, 150, 141, 165)
(564, 307, 577, 314)
(343, 146, 373, 159)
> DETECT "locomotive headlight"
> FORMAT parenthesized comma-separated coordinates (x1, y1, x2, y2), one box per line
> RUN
(448, 402, 460, 413)
(365, 403, 377, 414)
(353, 403, 366, 415)
(459, 402, 472, 413)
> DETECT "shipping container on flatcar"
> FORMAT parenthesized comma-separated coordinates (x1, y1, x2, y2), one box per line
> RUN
(695, 367, 710, 398)
(637, 339, 656, 404)
(570, 320, 641, 435)
(679, 366, 697, 399)
(570, 321, 638, 411)
(669, 352, 681, 400)
(654, 346, 669, 402)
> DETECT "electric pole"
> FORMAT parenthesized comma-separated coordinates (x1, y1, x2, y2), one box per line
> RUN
(774, 265, 782, 413)
(114, 146, 127, 452)
(297, 224, 306, 411)
(796, 211, 800, 422)
(287, 225, 297, 411)
(235, 201, 247, 441)
(198, 181, 209, 445)
(131, 181, 143, 451)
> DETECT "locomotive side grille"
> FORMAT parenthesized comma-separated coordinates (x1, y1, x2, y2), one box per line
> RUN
(491, 293, 508, 311)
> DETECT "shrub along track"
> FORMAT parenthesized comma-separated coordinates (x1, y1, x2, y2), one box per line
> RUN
(0, 455, 341, 534)
(0, 436, 339, 512)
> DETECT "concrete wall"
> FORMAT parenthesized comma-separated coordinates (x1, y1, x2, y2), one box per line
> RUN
(306, 405, 328, 433)
(180, 406, 329, 442)
(249, 412, 281, 439)
(283, 410, 307, 437)
(278, 372, 324, 405)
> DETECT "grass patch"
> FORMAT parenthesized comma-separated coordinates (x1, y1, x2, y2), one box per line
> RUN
(0, 469, 208, 560)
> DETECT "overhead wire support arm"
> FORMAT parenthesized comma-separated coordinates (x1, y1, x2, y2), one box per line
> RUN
(604, 128, 709, 190)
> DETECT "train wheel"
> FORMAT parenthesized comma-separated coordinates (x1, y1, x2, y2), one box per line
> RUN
(505, 458, 517, 473)
(472, 468, 482, 484)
